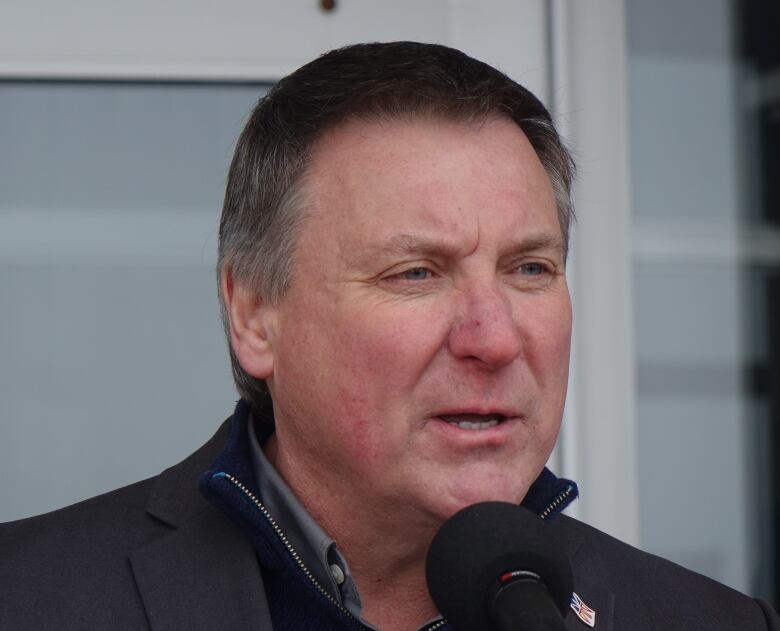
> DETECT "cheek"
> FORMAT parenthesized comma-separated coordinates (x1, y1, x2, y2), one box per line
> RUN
(339, 309, 450, 449)
(523, 296, 572, 382)
(333, 304, 445, 394)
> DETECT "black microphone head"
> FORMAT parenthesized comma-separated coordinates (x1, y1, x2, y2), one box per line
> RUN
(425, 502, 572, 631)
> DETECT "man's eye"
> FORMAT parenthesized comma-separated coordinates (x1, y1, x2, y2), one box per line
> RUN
(399, 267, 432, 281)
(519, 262, 547, 276)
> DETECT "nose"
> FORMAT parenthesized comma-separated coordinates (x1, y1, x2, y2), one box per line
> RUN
(447, 283, 523, 369)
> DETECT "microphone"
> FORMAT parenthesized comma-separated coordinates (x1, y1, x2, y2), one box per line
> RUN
(425, 502, 572, 631)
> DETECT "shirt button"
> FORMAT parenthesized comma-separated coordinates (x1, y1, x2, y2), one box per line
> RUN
(329, 563, 346, 585)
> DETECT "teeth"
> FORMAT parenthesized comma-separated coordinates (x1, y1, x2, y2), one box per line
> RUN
(451, 419, 499, 430)
(439, 414, 505, 430)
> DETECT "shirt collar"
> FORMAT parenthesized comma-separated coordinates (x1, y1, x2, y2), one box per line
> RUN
(248, 415, 366, 621)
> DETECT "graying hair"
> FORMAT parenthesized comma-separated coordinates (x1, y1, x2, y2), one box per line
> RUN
(217, 41, 576, 416)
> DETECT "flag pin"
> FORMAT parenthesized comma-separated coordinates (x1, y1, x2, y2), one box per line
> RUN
(570, 592, 596, 627)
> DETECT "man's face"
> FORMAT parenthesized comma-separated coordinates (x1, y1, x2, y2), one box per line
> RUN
(265, 115, 571, 525)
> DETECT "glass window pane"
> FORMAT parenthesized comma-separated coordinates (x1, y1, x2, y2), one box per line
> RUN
(0, 81, 268, 522)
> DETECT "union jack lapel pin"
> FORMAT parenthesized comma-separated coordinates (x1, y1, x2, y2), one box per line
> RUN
(570, 592, 596, 627)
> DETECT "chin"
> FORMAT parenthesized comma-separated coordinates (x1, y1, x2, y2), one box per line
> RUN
(431, 482, 530, 523)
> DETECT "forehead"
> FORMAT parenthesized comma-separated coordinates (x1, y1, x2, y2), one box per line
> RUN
(308, 114, 546, 183)
(299, 115, 560, 253)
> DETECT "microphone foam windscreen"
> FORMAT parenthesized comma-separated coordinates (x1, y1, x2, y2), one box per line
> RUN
(425, 502, 572, 631)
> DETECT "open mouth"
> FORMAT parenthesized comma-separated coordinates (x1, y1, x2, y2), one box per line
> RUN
(437, 413, 508, 430)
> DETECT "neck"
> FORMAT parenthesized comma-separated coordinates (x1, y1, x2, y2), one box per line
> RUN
(330, 513, 440, 629)
(355, 564, 439, 630)
(265, 434, 442, 629)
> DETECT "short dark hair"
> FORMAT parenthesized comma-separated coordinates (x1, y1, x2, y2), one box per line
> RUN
(218, 41, 576, 416)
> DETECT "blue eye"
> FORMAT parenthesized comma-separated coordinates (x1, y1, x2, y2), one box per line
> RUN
(400, 267, 431, 280)
(520, 262, 545, 275)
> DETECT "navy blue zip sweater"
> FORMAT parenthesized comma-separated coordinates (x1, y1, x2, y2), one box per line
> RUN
(200, 400, 578, 631)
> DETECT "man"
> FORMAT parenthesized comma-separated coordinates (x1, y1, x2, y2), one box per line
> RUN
(0, 42, 777, 630)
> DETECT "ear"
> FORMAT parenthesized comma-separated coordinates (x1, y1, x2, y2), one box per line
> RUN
(221, 267, 276, 380)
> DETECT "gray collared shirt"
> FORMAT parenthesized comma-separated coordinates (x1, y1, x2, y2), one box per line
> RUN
(248, 418, 370, 626)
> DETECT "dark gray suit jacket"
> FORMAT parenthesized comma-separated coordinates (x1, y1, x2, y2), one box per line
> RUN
(1, 420, 777, 630)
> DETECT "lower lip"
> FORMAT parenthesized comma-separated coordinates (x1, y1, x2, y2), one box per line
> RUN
(427, 416, 519, 446)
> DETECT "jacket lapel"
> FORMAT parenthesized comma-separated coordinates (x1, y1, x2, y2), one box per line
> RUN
(130, 506, 271, 631)
(551, 517, 615, 631)
(128, 419, 272, 631)
(565, 579, 614, 631)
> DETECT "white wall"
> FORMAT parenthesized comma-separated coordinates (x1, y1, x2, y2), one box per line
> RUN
(0, 0, 549, 97)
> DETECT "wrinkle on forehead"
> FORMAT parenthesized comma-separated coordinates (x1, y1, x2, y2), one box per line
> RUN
(298, 115, 560, 269)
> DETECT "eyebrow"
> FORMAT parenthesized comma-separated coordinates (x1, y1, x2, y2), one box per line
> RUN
(380, 233, 461, 258)
(378, 232, 565, 258)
